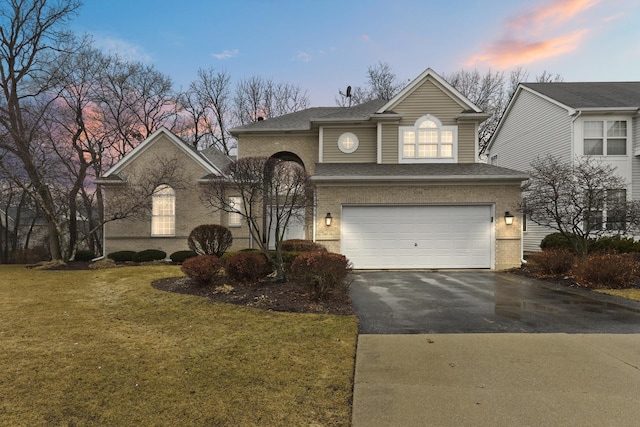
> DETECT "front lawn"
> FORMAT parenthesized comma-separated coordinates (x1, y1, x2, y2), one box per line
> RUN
(0, 265, 358, 425)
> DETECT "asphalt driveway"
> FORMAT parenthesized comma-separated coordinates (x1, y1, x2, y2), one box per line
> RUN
(350, 271, 640, 334)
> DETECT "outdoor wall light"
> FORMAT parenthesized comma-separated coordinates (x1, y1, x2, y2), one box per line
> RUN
(504, 211, 514, 225)
(325, 212, 332, 226)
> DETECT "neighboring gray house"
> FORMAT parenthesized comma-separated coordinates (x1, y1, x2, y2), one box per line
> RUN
(487, 82, 640, 252)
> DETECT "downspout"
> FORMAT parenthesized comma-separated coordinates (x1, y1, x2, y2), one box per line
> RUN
(570, 110, 582, 161)
(312, 190, 317, 242)
(92, 217, 106, 262)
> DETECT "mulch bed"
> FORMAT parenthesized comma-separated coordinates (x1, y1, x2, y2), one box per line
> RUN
(38, 260, 353, 315)
(152, 276, 354, 315)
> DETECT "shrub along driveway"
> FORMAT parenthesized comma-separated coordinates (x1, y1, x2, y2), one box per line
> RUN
(350, 271, 640, 334)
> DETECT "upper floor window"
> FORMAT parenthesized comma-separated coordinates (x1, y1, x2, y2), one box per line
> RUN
(338, 132, 359, 154)
(399, 115, 457, 163)
(151, 184, 175, 236)
(583, 120, 627, 156)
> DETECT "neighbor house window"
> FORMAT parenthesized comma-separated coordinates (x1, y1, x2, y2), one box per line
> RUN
(583, 120, 627, 156)
(228, 196, 242, 227)
(606, 189, 627, 230)
(338, 132, 359, 154)
(151, 184, 175, 236)
(399, 114, 457, 163)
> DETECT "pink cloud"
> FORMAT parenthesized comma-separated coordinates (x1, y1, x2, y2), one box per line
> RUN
(467, 30, 587, 69)
(466, 0, 600, 69)
(361, 34, 371, 42)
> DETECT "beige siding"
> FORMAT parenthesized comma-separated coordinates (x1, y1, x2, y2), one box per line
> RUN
(380, 77, 478, 164)
(315, 182, 523, 270)
(237, 133, 318, 174)
(457, 122, 476, 163)
(322, 126, 377, 162)
(489, 89, 573, 171)
(381, 123, 399, 163)
(488, 88, 573, 251)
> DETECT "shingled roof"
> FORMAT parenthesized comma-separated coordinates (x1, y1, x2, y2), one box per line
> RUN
(229, 99, 388, 133)
(313, 163, 528, 181)
(521, 82, 640, 109)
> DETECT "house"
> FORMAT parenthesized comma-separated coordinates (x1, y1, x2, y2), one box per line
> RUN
(487, 81, 640, 252)
(99, 68, 528, 269)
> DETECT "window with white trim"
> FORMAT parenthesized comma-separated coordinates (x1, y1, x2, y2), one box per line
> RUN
(338, 132, 359, 153)
(151, 185, 175, 236)
(583, 120, 627, 156)
(399, 115, 457, 163)
(228, 196, 242, 227)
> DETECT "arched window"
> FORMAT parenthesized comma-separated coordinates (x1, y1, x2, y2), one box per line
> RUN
(399, 114, 457, 163)
(151, 184, 175, 236)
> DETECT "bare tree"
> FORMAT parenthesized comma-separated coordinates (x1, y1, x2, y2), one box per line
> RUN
(234, 76, 310, 125)
(0, 0, 82, 260)
(522, 155, 639, 256)
(336, 61, 405, 106)
(177, 67, 235, 153)
(92, 55, 177, 159)
(200, 157, 314, 280)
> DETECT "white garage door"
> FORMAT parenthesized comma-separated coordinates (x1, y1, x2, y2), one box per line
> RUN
(341, 205, 492, 269)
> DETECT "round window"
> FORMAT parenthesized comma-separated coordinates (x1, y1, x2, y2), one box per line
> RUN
(338, 132, 359, 154)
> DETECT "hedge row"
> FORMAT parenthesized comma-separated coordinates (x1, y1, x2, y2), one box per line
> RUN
(527, 249, 640, 289)
(541, 233, 640, 254)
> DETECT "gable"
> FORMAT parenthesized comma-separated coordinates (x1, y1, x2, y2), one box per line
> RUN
(393, 78, 468, 126)
(100, 128, 222, 180)
(379, 68, 482, 114)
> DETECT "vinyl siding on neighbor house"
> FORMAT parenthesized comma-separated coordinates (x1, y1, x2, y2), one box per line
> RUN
(490, 89, 573, 171)
(322, 126, 377, 163)
(633, 116, 640, 200)
(489, 88, 573, 253)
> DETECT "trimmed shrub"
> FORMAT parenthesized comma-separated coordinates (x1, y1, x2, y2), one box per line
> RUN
(225, 252, 270, 284)
(170, 250, 198, 263)
(188, 224, 233, 257)
(540, 233, 574, 251)
(74, 249, 96, 262)
(181, 255, 223, 286)
(107, 250, 137, 262)
(590, 236, 640, 254)
(573, 253, 639, 289)
(280, 239, 326, 252)
(290, 251, 352, 299)
(526, 249, 575, 276)
(134, 249, 167, 262)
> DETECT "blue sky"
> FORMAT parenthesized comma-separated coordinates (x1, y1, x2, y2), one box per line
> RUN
(72, 0, 640, 106)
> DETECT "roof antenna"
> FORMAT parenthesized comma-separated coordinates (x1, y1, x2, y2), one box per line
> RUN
(339, 85, 352, 107)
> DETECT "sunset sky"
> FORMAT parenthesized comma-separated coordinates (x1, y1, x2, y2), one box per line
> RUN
(72, 0, 640, 106)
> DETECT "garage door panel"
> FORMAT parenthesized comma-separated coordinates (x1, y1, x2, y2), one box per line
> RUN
(342, 205, 492, 269)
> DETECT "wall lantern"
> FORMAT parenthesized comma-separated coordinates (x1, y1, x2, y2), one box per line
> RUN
(504, 211, 514, 225)
(325, 213, 333, 226)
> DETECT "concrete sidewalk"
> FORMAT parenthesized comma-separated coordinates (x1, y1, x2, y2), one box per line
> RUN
(352, 334, 640, 426)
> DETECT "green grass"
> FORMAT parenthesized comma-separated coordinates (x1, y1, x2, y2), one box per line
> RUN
(0, 265, 358, 426)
